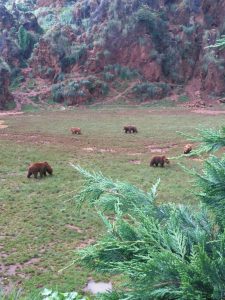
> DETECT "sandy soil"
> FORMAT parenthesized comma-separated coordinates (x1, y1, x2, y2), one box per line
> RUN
(192, 109, 225, 115)
(0, 120, 8, 129)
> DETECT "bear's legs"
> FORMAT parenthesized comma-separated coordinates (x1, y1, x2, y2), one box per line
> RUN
(33, 171, 38, 178)
(27, 171, 32, 178)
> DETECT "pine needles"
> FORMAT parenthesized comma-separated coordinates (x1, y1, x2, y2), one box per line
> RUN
(178, 126, 225, 156)
(71, 126, 225, 299)
(72, 165, 225, 300)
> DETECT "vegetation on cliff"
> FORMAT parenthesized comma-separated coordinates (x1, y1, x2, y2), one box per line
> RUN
(1, 0, 225, 107)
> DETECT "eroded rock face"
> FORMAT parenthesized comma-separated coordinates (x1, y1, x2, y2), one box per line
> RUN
(30, 38, 61, 79)
(3, 0, 225, 108)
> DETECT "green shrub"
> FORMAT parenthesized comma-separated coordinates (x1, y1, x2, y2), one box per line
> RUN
(182, 24, 196, 35)
(135, 6, 169, 50)
(178, 95, 189, 103)
(16, 3, 30, 12)
(103, 49, 111, 59)
(41, 288, 89, 300)
(18, 25, 36, 58)
(60, 43, 87, 70)
(4, 99, 16, 110)
(132, 82, 171, 100)
(103, 64, 139, 81)
(201, 50, 225, 75)
(104, 19, 122, 37)
(100, 82, 109, 95)
(51, 77, 109, 105)
(35, 9, 57, 31)
(60, 7, 74, 25)
(103, 72, 115, 81)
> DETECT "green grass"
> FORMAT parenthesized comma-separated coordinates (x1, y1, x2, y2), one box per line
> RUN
(21, 104, 40, 112)
(1, 106, 225, 298)
(177, 95, 190, 103)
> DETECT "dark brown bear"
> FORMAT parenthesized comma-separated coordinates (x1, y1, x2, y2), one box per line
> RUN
(150, 156, 170, 167)
(27, 162, 53, 179)
(123, 125, 138, 133)
(71, 127, 81, 134)
(183, 144, 192, 154)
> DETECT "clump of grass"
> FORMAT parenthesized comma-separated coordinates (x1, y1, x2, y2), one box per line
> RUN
(21, 104, 40, 112)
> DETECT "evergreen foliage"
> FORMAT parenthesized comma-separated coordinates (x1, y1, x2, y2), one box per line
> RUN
(51, 77, 108, 104)
(195, 155, 225, 228)
(73, 163, 225, 300)
(182, 125, 225, 228)
(61, 43, 87, 70)
(135, 6, 169, 50)
(103, 64, 139, 81)
(132, 82, 171, 100)
(179, 126, 225, 156)
(0, 57, 10, 73)
(18, 25, 35, 58)
(207, 35, 225, 50)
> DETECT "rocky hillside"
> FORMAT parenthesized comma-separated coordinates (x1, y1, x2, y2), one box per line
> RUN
(1, 0, 225, 109)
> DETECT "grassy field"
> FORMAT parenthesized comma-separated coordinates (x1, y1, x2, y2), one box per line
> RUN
(0, 106, 225, 297)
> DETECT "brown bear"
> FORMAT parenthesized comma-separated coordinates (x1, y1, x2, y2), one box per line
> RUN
(71, 127, 81, 134)
(183, 144, 192, 154)
(150, 156, 170, 167)
(27, 162, 53, 179)
(123, 125, 138, 133)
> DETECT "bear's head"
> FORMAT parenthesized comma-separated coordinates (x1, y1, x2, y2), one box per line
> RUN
(163, 156, 170, 164)
(44, 162, 53, 175)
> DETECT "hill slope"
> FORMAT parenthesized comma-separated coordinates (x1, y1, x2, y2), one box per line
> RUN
(1, 0, 225, 109)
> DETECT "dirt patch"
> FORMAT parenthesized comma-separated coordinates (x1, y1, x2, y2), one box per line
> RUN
(24, 257, 40, 266)
(98, 148, 116, 153)
(83, 147, 117, 153)
(0, 252, 8, 259)
(149, 147, 170, 153)
(129, 160, 141, 164)
(83, 147, 96, 152)
(192, 158, 203, 162)
(147, 144, 178, 153)
(192, 109, 225, 115)
(0, 257, 41, 292)
(128, 152, 142, 156)
(77, 238, 95, 249)
(0, 120, 8, 129)
(65, 224, 83, 233)
(0, 111, 23, 117)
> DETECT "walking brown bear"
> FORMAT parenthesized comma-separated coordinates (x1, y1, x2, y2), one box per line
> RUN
(123, 125, 138, 133)
(71, 127, 81, 134)
(150, 156, 170, 167)
(27, 162, 53, 178)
